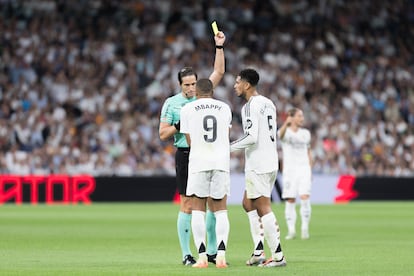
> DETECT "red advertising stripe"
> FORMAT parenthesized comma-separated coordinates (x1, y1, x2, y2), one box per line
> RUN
(335, 175, 358, 203)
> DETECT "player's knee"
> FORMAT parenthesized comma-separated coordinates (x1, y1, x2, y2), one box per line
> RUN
(286, 198, 296, 203)
(242, 199, 253, 212)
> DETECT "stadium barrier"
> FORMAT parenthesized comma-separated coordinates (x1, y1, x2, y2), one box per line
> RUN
(0, 174, 413, 205)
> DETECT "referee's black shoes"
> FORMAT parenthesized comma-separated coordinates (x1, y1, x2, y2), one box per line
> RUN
(182, 255, 196, 266)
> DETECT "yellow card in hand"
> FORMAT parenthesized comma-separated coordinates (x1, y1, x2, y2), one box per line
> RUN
(211, 21, 219, 35)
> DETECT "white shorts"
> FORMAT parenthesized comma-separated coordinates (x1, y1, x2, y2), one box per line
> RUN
(186, 170, 230, 199)
(282, 167, 312, 199)
(245, 170, 277, 199)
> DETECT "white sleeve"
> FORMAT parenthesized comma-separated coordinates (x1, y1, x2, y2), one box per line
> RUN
(230, 102, 259, 152)
(305, 129, 311, 147)
(230, 133, 256, 152)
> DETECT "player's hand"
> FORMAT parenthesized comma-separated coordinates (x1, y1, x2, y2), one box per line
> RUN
(286, 116, 293, 126)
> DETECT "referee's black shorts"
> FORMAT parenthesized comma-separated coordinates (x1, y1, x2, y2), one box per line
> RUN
(175, 147, 190, 195)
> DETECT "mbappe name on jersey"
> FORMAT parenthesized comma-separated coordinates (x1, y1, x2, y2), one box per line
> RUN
(194, 104, 222, 111)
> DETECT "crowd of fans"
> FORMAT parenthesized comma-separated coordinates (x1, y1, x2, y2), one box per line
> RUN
(0, 0, 413, 177)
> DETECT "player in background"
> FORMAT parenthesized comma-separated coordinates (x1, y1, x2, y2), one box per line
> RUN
(180, 78, 232, 268)
(230, 68, 286, 268)
(159, 31, 226, 266)
(277, 107, 313, 240)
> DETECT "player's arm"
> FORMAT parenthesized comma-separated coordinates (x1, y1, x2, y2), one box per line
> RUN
(230, 106, 259, 152)
(277, 115, 292, 140)
(305, 129, 313, 167)
(230, 133, 256, 152)
(209, 31, 226, 88)
(308, 147, 313, 168)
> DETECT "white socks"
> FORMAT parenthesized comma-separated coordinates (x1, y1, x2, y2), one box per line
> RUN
(247, 210, 264, 255)
(285, 199, 312, 234)
(214, 210, 229, 257)
(191, 210, 206, 254)
(285, 201, 297, 234)
(261, 212, 283, 261)
(300, 199, 311, 231)
(192, 210, 229, 258)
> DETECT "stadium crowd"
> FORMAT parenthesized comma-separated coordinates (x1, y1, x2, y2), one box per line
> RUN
(0, 0, 413, 176)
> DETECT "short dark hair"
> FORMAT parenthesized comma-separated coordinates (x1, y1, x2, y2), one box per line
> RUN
(196, 78, 213, 95)
(178, 67, 197, 84)
(239, 68, 259, 86)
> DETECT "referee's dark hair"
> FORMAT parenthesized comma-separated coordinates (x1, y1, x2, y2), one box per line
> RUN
(178, 67, 197, 84)
(196, 78, 213, 95)
(239, 68, 259, 86)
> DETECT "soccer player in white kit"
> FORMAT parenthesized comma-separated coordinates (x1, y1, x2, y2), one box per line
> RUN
(230, 69, 286, 268)
(278, 107, 313, 240)
(180, 78, 232, 268)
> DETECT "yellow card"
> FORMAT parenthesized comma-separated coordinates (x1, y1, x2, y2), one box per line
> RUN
(211, 21, 219, 35)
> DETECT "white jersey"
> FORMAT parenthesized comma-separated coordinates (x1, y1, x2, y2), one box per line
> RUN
(180, 98, 232, 173)
(231, 95, 278, 173)
(278, 127, 311, 173)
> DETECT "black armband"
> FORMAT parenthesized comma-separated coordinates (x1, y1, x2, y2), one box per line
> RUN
(174, 121, 180, 131)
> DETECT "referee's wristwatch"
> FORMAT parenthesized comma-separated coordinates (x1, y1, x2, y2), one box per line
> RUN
(174, 121, 180, 131)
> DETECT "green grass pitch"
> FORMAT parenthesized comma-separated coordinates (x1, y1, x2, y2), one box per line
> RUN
(1, 201, 413, 275)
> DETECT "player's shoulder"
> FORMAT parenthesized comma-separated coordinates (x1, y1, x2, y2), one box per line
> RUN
(301, 127, 311, 135)
(214, 99, 231, 113)
(252, 94, 272, 104)
(224, 101, 232, 110)
(220, 100, 232, 114)
(296, 128, 311, 140)
(250, 95, 275, 110)
(213, 98, 230, 106)
(261, 95, 275, 105)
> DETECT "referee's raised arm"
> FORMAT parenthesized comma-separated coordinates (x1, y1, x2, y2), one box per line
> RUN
(209, 31, 226, 88)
